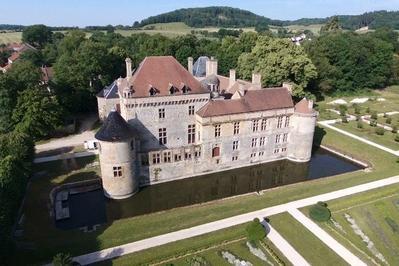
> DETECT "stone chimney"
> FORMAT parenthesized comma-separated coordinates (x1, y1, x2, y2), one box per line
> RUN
(206, 57, 218, 77)
(282, 82, 293, 94)
(125, 58, 132, 78)
(252, 73, 261, 88)
(229, 69, 236, 87)
(308, 99, 314, 109)
(187, 57, 193, 75)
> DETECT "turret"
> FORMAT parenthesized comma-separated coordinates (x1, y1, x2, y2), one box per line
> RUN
(95, 110, 138, 199)
(287, 98, 318, 162)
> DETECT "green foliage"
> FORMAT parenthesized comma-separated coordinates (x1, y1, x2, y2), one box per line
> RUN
(341, 116, 348, 123)
(370, 120, 377, 127)
(52, 253, 73, 266)
(237, 36, 317, 97)
(375, 127, 385, 135)
(355, 115, 361, 121)
(357, 121, 363, 129)
(386, 117, 392, 124)
(246, 218, 266, 241)
(338, 105, 347, 116)
(309, 201, 331, 222)
(320, 16, 341, 34)
(385, 217, 399, 233)
(353, 104, 361, 114)
(395, 134, 399, 142)
(12, 87, 62, 140)
(371, 112, 378, 120)
(22, 24, 53, 48)
(366, 107, 370, 113)
(305, 31, 395, 94)
(186, 255, 210, 266)
(392, 125, 398, 133)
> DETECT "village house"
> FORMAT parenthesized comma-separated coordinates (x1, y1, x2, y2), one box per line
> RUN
(96, 56, 317, 199)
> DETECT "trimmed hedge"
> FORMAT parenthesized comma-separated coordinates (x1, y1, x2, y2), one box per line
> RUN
(245, 218, 266, 241)
(309, 201, 331, 222)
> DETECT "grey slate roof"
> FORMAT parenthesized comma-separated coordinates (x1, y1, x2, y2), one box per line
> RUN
(201, 74, 220, 86)
(97, 81, 119, 99)
(193, 56, 209, 77)
(95, 111, 135, 142)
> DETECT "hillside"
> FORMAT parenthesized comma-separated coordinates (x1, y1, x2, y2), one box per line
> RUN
(134, 6, 276, 28)
(135, 7, 399, 30)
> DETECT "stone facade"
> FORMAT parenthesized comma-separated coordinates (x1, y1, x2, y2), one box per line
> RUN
(96, 56, 318, 198)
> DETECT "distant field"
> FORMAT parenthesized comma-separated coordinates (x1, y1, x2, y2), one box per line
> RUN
(0, 31, 22, 44)
(286, 24, 324, 35)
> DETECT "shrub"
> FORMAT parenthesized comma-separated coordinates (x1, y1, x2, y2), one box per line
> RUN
(395, 134, 399, 142)
(383, 112, 388, 118)
(246, 218, 266, 241)
(370, 120, 377, 127)
(52, 253, 73, 266)
(386, 117, 392, 124)
(353, 104, 361, 114)
(309, 201, 331, 222)
(370, 111, 378, 120)
(375, 127, 385, 135)
(186, 255, 210, 266)
(355, 115, 361, 121)
(341, 116, 348, 123)
(392, 125, 398, 133)
(338, 104, 347, 116)
(366, 107, 370, 113)
(357, 121, 363, 129)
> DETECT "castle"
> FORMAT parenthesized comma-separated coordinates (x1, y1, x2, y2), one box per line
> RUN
(95, 56, 317, 199)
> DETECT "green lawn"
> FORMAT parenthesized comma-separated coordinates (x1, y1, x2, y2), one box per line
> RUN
(0, 31, 22, 44)
(334, 121, 399, 150)
(376, 113, 399, 127)
(301, 183, 399, 265)
(14, 123, 399, 265)
(270, 212, 348, 265)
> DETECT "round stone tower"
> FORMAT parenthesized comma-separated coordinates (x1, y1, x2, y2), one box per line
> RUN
(287, 98, 318, 162)
(95, 110, 139, 199)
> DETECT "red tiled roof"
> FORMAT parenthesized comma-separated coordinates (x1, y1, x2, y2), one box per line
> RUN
(197, 88, 294, 118)
(8, 52, 20, 62)
(126, 56, 208, 97)
(294, 98, 314, 114)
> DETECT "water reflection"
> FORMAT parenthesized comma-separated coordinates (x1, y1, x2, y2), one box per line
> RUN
(107, 147, 362, 220)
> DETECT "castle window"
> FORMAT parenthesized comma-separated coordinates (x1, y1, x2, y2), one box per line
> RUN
(163, 151, 171, 163)
(214, 124, 221, 138)
(159, 128, 167, 145)
(252, 120, 259, 132)
(152, 153, 160, 164)
(261, 119, 267, 131)
(282, 147, 287, 152)
(174, 153, 182, 162)
(212, 146, 220, 157)
(184, 151, 192, 160)
(169, 86, 177, 95)
(277, 117, 283, 128)
(274, 148, 280, 154)
(233, 122, 240, 135)
(250, 153, 256, 158)
(189, 105, 195, 115)
(159, 108, 165, 119)
(251, 138, 257, 147)
(194, 147, 201, 158)
(259, 151, 264, 156)
(232, 140, 239, 150)
(285, 116, 290, 127)
(232, 156, 238, 161)
(149, 87, 157, 96)
(113, 166, 122, 177)
(283, 133, 288, 143)
(182, 85, 190, 94)
(275, 134, 281, 143)
(260, 137, 266, 146)
(188, 124, 195, 144)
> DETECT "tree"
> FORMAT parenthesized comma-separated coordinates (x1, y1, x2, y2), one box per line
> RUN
(6, 60, 42, 92)
(22, 24, 53, 48)
(12, 87, 62, 140)
(245, 218, 266, 241)
(309, 201, 331, 222)
(52, 253, 73, 266)
(0, 75, 16, 133)
(237, 36, 317, 97)
(320, 16, 341, 34)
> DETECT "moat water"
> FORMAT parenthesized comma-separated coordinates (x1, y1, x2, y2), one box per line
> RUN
(56, 147, 363, 229)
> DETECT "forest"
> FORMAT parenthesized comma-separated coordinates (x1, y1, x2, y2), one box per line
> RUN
(0, 18, 398, 263)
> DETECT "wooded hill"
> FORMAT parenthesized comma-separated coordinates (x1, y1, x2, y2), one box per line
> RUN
(134, 7, 399, 30)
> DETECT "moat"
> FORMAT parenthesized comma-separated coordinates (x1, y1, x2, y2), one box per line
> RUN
(56, 147, 363, 229)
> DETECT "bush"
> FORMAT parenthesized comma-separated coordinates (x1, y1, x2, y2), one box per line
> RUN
(52, 253, 73, 266)
(375, 127, 385, 135)
(338, 104, 347, 116)
(355, 115, 361, 121)
(246, 218, 266, 241)
(366, 107, 370, 113)
(386, 117, 392, 124)
(309, 201, 331, 222)
(357, 121, 363, 129)
(395, 134, 399, 142)
(370, 111, 378, 120)
(353, 104, 361, 114)
(383, 112, 388, 118)
(186, 255, 210, 266)
(341, 116, 348, 123)
(370, 120, 377, 127)
(392, 125, 398, 133)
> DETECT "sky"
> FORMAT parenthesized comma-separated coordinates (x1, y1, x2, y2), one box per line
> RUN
(1, 0, 398, 27)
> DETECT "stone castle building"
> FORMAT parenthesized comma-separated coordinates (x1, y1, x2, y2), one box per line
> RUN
(95, 56, 317, 199)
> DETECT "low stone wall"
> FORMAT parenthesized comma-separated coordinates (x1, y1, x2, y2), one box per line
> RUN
(319, 144, 369, 168)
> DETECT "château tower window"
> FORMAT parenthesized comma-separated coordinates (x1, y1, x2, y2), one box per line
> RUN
(159, 128, 167, 145)
(152, 153, 160, 164)
(214, 124, 221, 138)
(188, 124, 195, 144)
(163, 151, 171, 163)
(277, 117, 283, 128)
(149, 87, 157, 96)
(285, 116, 290, 127)
(212, 146, 220, 157)
(261, 119, 267, 131)
(283, 133, 288, 143)
(189, 105, 195, 115)
(275, 134, 281, 143)
(159, 108, 165, 119)
(232, 140, 239, 150)
(260, 137, 266, 146)
(233, 122, 240, 135)
(252, 120, 259, 132)
(113, 166, 122, 177)
(251, 138, 257, 147)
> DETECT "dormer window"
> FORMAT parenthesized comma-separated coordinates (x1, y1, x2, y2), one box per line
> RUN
(149, 86, 157, 96)
(182, 85, 190, 94)
(168, 83, 178, 95)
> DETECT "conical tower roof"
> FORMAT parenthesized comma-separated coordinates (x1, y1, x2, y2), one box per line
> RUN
(95, 111, 135, 142)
